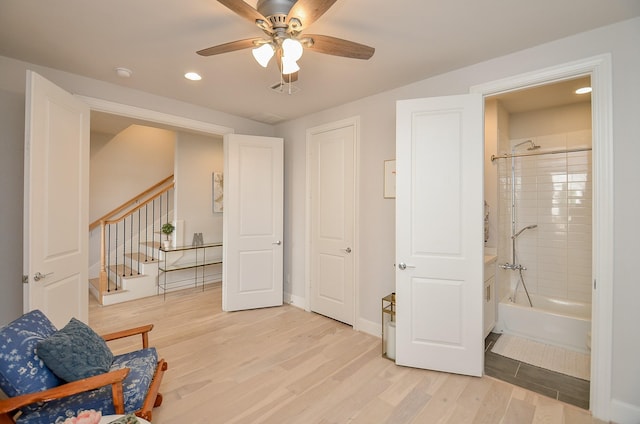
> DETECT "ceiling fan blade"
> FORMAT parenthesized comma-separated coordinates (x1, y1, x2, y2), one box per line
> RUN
(287, 0, 337, 31)
(197, 38, 262, 56)
(217, 0, 271, 28)
(304, 34, 375, 60)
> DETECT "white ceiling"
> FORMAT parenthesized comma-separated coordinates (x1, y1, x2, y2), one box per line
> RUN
(1, 1, 638, 125)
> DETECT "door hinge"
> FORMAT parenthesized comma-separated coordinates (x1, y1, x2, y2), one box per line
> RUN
(593, 279, 597, 290)
(23, 274, 29, 284)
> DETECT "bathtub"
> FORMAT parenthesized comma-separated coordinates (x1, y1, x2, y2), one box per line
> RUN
(494, 293, 592, 353)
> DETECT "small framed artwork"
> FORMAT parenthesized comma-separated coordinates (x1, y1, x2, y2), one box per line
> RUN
(212, 172, 223, 213)
(384, 159, 396, 199)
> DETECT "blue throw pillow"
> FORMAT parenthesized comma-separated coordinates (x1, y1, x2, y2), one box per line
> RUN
(36, 318, 114, 382)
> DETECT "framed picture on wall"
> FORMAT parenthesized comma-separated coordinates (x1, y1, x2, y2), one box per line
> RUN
(212, 172, 223, 213)
(384, 159, 396, 199)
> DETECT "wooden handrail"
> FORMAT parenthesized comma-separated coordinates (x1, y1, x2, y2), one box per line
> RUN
(89, 175, 174, 230)
(104, 183, 174, 225)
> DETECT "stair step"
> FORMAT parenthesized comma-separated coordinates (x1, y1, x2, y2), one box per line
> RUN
(140, 241, 162, 249)
(108, 264, 145, 279)
(89, 277, 118, 293)
(89, 277, 99, 290)
(125, 252, 159, 263)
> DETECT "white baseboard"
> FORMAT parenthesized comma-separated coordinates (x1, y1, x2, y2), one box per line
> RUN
(284, 292, 306, 309)
(609, 399, 640, 424)
(356, 317, 381, 338)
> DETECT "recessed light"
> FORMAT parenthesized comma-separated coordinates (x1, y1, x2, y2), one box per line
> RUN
(184, 72, 202, 81)
(575, 87, 592, 94)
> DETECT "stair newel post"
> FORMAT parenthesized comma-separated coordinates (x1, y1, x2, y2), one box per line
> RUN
(99, 220, 108, 303)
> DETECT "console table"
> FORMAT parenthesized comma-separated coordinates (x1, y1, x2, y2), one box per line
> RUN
(158, 242, 222, 297)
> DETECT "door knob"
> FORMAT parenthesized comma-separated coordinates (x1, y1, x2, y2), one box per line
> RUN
(33, 272, 53, 281)
(398, 263, 415, 270)
(342, 247, 352, 253)
(272, 240, 282, 245)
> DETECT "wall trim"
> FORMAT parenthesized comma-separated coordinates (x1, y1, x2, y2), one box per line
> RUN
(470, 53, 614, 421)
(77, 95, 234, 136)
(285, 292, 306, 309)
(610, 399, 640, 424)
(357, 317, 380, 338)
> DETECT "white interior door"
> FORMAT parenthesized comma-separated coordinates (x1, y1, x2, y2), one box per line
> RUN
(308, 122, 355, 325)
(24, 71, 90, 329)
(222, 134, 284, 311)
(395, 94, 484, 376)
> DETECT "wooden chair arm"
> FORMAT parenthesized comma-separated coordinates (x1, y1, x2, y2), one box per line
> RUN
(102, 324, 154, 348)
(0, 368, 130, 415)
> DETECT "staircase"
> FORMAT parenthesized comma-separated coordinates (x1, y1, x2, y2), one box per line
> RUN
(89, 176, 175, 305)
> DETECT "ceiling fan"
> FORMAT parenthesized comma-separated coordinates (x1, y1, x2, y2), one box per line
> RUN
(197, 0, 375, 82)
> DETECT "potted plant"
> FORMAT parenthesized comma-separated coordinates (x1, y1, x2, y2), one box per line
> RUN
(161, 222, 175, 249)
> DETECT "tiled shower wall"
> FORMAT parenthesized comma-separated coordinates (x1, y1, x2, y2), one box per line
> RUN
(497, 130, 592, 303)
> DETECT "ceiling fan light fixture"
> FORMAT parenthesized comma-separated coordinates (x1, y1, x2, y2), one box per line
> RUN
(282, 38, 303, 61)
(252, 43, 275, 67)
(281, 56, 300, 75)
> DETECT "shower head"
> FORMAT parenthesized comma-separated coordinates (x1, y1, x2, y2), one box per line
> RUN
(513, 140, 541, 151)
(512, 224, 538, 239)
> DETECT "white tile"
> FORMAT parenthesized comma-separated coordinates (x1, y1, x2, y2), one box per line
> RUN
(568, 223, 592, 234)
(568, 172, 591, 182)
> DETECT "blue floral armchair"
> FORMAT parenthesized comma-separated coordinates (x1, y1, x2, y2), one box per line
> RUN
(0, 310, 167, 423)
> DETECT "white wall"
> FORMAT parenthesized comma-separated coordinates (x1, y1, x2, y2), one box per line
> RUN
(175, 132, 224, 245)
(275, 17, 640, 421)
(90, 125, 175, 222)
(510, 102, 592, 139)
(0, 89, 25, 325)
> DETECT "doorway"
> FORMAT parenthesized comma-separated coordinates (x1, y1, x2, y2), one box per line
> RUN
(471, 54, 614, 416)
(482, 76, 593, 409)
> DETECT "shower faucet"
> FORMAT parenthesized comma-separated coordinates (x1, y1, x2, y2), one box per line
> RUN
(499, 263, 527, 271)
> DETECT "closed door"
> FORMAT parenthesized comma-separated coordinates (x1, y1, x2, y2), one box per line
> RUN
(309, 121, 356, 325)
(23, 71, 90, 328)
(395, 94, 484, 376)
(222, 134, 284, 311)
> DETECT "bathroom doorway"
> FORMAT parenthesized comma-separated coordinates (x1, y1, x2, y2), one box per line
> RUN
(482, 77, 593, 409)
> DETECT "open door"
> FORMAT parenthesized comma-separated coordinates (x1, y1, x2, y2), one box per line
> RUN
(23, 71, 90, 328)
(222, 134, 284, 311)
(395, 94, 484, 376)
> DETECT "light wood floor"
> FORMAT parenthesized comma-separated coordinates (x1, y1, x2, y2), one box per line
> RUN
(89, 284, 604, 424)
